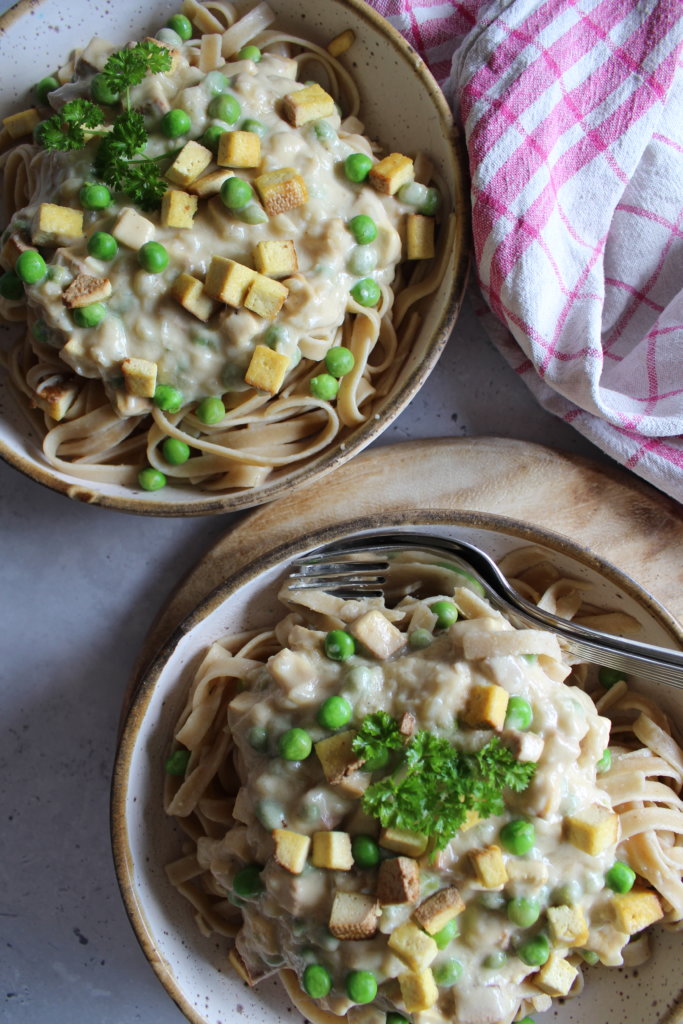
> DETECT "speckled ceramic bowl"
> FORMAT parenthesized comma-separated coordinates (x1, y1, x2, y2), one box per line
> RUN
(0, 0, 468, 515)
(111, 510, 683, 1024)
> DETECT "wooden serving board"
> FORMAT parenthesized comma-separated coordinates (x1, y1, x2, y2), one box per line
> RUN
(138, 436, 683, 678)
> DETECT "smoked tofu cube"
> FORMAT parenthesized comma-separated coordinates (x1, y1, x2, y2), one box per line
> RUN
(254, 167, 308, 216)
(217, 129, 261, 168)
(533, 953, 578, 997)
(282, 82, 336, 127)
(380, 827, 428, 858)
(267, 647, 317, 692)
(112, 207, 155, 249)
(610, 890, 663, 935)
(62, 273, 111, 309)
(329, 891, 380, 940)
(244, 275, 289, 319)
(171, 273, 218, 322)
(187, 168, 233, 197)
(3, 108, 41, 139)
(502, 730, 544, 763)
(0, 231, 31, 270)
(161, 189, 198, 229)
(32, 203, 84, 247)
(349, 610, 404, 660)
(388, 922, 438, 972)
(413, 886, 465, 935)
(244, 344, 290, 394)
(311, 831, 353, 871)
(33, 379, 78, 421)
(469, 845, 508, 889)
(546, 904, 589, 947)
(254, 239, 298, 278)
(565, 806, 619, 857)
(204, 257, 257, 306)
(398, 968, 438, 1012)
(166, 140, 213, 186)
(121, 357, 158, 398)
(327, 29, 355, 57)
(377, 856, 420, 905)
(369, 153, 414, 195)
(315, 730, 363, 782)
(406, 214, 435, 260)
(461, 684, 509, 730)
(272, 828, 311, 874)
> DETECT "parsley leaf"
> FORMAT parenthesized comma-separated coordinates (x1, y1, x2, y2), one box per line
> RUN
(38, 99, 104, 151)
(101, 40, 173, 96)
(355, 716, 536, 850)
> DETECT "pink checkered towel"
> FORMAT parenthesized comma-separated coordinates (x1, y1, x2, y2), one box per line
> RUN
(371, 0, 683, 504)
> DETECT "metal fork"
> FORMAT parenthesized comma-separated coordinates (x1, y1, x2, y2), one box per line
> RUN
(285, 532, 683, 689)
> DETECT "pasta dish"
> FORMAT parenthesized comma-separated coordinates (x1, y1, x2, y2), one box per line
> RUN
(0, 1, 450, 494)
(163, 546, 683, 1024)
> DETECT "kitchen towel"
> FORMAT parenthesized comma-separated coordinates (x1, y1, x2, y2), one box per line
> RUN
(370, 0, 683, 504)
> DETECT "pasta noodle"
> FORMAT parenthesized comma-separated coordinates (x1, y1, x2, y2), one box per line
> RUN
(0, 1, 451, 496)
(163, 545, 683, 1024)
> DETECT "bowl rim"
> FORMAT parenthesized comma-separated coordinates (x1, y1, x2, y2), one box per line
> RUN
(111, 506, 683, 1024)
(0, 0, 469, 516)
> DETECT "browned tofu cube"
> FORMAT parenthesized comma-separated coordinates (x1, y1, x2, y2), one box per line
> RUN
(611, 890, 663, 935)
(171, 272, 218, 322)
(282, 82, 336, 127)
(32, 203, 84, 247)
(3, 108, 41, 139)
(160, 189, 198, 229)
(406, 214, 435, 260)
(187, 168, 233, 198)
(461, 683, 509, 730)
(388, 921, 438, 972)
(469, 844, 508, 888)
(243, 275, 289, 319)
(311, 831, 353, 871)
(254, 167, 308, 216)
(62, 273, 112, 309)
(166, 140, 213, 186)
(204, 256, 257, 306)
(254, 239, 298, 278)
(349, 609, 404, 660)
(329, 891, 380, 940)
(413, 886, 465, 935)
(272, 828, 311, 874)
(369, 153, 414, 195)
(547, 904, 589, 947)
(534, 953, 578, 997)
(121, 357, 158, 398)
(565, 806, 619, 857)
(244, 344, 290, 394)
(380, 827, 428, 858)
(377, 856, 420, 905)
(217, 129, 261, 168)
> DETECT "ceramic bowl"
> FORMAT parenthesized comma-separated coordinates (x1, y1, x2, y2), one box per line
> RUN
(111, 509, 683, 1024)
(0, 0, 468, 515)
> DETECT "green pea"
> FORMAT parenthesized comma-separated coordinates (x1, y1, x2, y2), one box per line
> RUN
(156, 27, 183, 46)
(238, 44, 262, 61)
(264, 323, 290, 349)
(397, 181, 429, 208)
(483, 950, 507, 969)
(599, 667, 627, 689)
(504, 696, 533, 731)
(35, 75, 60, 103)
(241, 117, 266, 136)
(256, 798, 284, 830)
(220, 175, 253, 210)
(517, 933, 550, 967)
(386, 1015, 409, 1024)
(324, 629, 355, 661)
(164, 748, 190, 775)
(0, 271, 24, 300)
(196, 396, 225, 424)
(351, 834, 380, 868)
(479, 891, 506, 911)
(605, 861, 636, 894)
(500, 819, 535, 855)
(313, 119, 336, 142)
(200, 125, 225, 153)
(521, 653, 537, 664)
(161, 108, 192, 138)
(579, 949, 599, 965)
(87, 231, 118, 260)
(166, 13, 193, 40)
(310, 373, 340, 401)
(154, 384, 184, 413)
(279, 727, 313, 761)
(433, 917, 460, 949)
(517, 1018, 536, 1024)
(347, 246, 377, 276)
(433, 958, 463, 986)
(31, 319, 49, 342)
(138, 466, 167, 491)
(343, 152, 372, 183)
(551, 880, 582, 906)
(418, 186, 440, 215)
(138, 241, 169, 274)
(247, 725, 269, 752)
(204, 70, 231, 95)
(72, 302, 106, 328)
(235, 203, 268, 225)
(317, 695, 352, 729)
(345, 969, 377, 1004)
(408, 627, 433, 649)
(302, 963, 332, 998)
(209, 93, 241, 124)
(325, 346, 355, 378)
(91, 72, 119, 105)
(430, 600, 458, 628)
(15, 250, 47, 284)
(161, 436, 190, 465)
(350, 278, 380, 307)
(343, 665, 373, 691)
(596, 748, 612, 773)
(507, 897, 541, 928)
(348, 214, 377, 244)
(233, 864, 264, 898)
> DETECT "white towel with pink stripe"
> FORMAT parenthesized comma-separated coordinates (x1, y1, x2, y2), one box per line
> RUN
(370, 0, 683, 503)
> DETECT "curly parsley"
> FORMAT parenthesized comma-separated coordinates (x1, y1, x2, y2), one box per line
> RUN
(353, 712, 537, 850)
(37, 41, 173, 209)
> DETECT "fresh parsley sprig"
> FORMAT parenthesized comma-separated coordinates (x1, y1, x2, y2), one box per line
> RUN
(37, 41, 173, 209)
(352, 713, 537, 850)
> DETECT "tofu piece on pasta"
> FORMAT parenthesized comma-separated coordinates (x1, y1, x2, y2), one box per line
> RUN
(610, 890, 663, 935)
(349, 609, 404, 660)
(461, 683, 509, 730)
(565, 805, 619, 856)
(244, 344, 290, 394)
(533, 953, 578, 997)
(413, 886, 465, 934)
(469, 844, 508, 889)
(217, 129, 261, 168)
(398, 967, 439, 1012)
(32, 203, 84, 247)
(121, 357, 158, 398)
(254, 167, 308, 216)
(282, 82, 336, 126)
(388, 921, 438, 972)
(171, 272, 218, 322)
(329, 891, 380, 940)
(272, 828, 310, 874)
(369, 153, 414, 195)
(377, 856, 421, 905)
(166, 140, 213, 186)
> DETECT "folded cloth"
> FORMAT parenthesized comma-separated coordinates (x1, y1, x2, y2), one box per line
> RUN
(369, 0, 683, 504)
